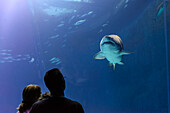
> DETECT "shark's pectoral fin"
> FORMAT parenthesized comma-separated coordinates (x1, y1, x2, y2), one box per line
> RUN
(94, 51, 105, 59)
(113, 63, 115, 70)
(118, 62, 124, 65)
(120, 51, 132, 55)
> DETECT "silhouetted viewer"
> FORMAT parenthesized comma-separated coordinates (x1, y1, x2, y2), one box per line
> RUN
(30, 68, 84, 113)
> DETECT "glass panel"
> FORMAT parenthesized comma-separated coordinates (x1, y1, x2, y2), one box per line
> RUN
(0, 0, 169, 112)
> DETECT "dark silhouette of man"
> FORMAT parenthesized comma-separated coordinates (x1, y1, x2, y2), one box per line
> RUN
(30, 68, 84, 113)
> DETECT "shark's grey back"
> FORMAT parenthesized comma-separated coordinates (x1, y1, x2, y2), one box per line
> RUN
(107, 35, 124, 50)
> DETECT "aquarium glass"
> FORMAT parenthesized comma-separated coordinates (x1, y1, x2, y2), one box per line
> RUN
(0, 0, 170, 112)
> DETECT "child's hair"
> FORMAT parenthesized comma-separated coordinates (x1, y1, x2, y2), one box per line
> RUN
(17, 84, 41, 113)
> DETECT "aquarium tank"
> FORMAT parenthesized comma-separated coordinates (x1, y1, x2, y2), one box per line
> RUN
(0, 0, 170, 112)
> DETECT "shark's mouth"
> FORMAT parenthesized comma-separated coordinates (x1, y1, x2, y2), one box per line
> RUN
(101, 41, 115, 46)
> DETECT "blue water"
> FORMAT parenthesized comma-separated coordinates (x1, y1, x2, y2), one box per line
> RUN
(0, 0, 170, 112)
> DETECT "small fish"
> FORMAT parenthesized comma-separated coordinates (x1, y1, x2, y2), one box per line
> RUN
(50, 35, 59, 39)
(51, 60, 58, 64)
(57, 23, 64, 27)
(29, 58, 35, 63)
(50, 57, 56, 61)
(94, 35, 131, 70)
(69, 16, 75, 23)
(56, 61, 61, 65)
(74, 10, 77, 13)
(1, 50, 7, 52)
(116, 0, 125, 9)
(43, 6, 57, 16)
(102, 24, 108, 27)
(3, 57, 12, 60)
(98, 29, 103, 33)
(125, 0, 129, 3)
(156, 0, 169, 17)
(1, 53, 7, 55)
(88, 11, 93, 15)
(55, 58, 60, 62)
(80, 14, 88, 18)
(7, 61, 13, 63)
(50, 57, 61, 64)
(124, 4, 128, 8)
(74, 19, 86, 26)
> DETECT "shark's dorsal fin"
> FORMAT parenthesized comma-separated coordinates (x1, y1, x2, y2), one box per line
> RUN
(94, 51, 105, 59)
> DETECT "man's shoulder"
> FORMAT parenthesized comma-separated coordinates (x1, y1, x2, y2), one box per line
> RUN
(64, 97, 82, 106)
(30, 96, 84, 113)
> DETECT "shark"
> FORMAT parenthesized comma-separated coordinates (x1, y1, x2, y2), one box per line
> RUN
(94, 35, 131, 70)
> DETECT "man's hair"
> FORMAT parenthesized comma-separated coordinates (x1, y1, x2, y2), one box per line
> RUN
(44, 68, 65, 94)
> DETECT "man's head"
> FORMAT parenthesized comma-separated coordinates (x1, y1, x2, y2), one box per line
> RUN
(44, 68, 65, 95)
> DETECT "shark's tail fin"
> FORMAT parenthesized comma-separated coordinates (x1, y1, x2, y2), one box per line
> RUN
(109, 63, 116, 70)
(113, 63, 115, 70)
